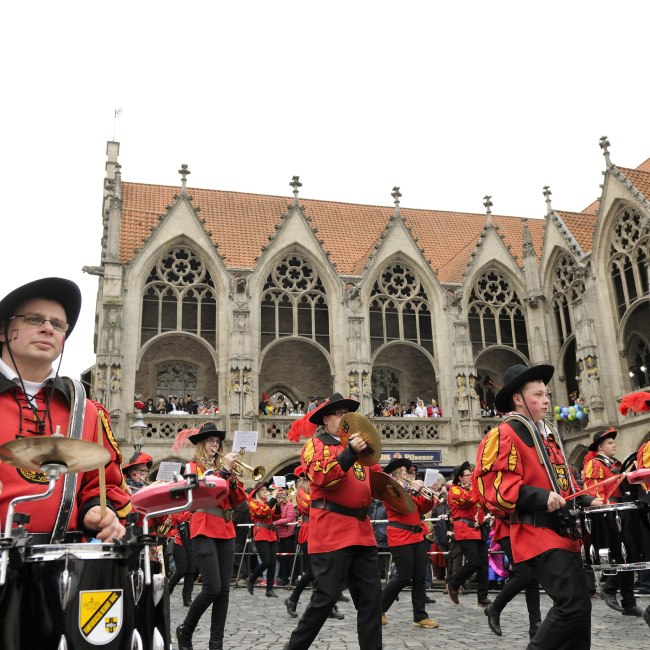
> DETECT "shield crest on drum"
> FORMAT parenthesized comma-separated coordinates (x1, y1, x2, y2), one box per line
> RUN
(79, 589, 124, 644)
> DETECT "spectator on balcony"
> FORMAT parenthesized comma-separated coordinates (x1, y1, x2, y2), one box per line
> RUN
(276, 396, 288, 416)
(143, 398, 157, 414)
(177, 397, 188, 413)
(186, 394, 198, 415)
(156, 396, 168, 412)
(167, 396, 178, 413)
(428, 399, 443, 418)
(415, 398, 427, 418)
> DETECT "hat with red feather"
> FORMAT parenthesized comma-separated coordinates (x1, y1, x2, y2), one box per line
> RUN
(172, 422, 226, 454)
(618, 391, 650, 415)
(287, 397, 332, 442)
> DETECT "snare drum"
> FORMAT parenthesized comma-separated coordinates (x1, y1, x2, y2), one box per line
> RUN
(580, 501, 650, 572)
(0, 542, 155, 649)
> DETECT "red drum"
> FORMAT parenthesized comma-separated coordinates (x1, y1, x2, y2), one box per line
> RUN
(0, 542, 164, 649)
(130, 476, 228, 516)
(581, 501, 650, 572)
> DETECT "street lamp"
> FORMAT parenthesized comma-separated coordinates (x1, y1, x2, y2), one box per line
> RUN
(129, 407, 148, 453)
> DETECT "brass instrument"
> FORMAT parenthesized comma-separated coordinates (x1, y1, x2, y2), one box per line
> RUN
(370, 472, 415, 514)
(337, 412, 382, 466)
(403, 477, 443, 502)
(157, 514, 173, 536)
(231, 447, 265, 481)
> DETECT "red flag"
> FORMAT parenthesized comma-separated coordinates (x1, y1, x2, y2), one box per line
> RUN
(262, 391, 270, 401)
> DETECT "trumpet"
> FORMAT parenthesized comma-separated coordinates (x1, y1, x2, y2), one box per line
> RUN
(403, 477, 444, 502)
(230, 448, 265, 481)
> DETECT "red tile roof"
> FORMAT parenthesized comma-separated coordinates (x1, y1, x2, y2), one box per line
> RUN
(617, 166, 650, 200)
(119, 182, 547, 284)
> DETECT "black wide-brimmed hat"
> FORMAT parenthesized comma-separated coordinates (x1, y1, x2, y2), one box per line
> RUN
(494, 363, 554, 413)
(588, 427, 617, 452)
(308, 392, 360, 425)
(188, 422, 226, 445)
(452, 461, 472, 485)
(384, 457, 412, 475)
(250, 480, 273, 498)
(0, 277, 82, 338)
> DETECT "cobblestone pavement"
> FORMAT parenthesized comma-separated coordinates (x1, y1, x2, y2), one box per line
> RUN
(169, 582, 650, 649)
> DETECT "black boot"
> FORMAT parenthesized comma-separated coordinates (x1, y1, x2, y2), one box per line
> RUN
(285, 597, 298, 617)
(208, 637, 223, 650)
(176, 624, 193, 650)
(484, 604, 502, 636)
(529, 620, 541, 640)
(183, 596, 192, 607)
(328, 605, 344, 620)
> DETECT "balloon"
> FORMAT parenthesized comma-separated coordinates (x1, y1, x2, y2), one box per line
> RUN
(568, 413, 576, 420)
(569, 406, 576, 415)
(555, 414, 563, 421)
(554, 406, 561, 413)
(575, 410, 585, 420)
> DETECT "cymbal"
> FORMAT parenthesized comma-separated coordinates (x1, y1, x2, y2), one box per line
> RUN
(0, 435, 110, 473)
(370, 472, 414, 514)
(338, 412, 382, 466)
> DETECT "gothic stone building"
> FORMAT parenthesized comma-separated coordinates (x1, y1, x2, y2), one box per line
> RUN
(87, 138, 650, 482)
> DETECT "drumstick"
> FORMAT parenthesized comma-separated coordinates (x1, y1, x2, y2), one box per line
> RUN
(97, 416, 107, 520)
(565, 472, 627, 501)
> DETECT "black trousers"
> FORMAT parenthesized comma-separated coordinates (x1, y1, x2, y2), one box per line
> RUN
(249, 539, 278, 592)
(182, 536, 235, 647)
(492, 536, 541, 624)
(286, 545, 382, 650)
(381, 540, 428, 621)
(448, 538, 489, 601)
(602, 570, 636, 609)
(525, 549, 591, 650)
(278, 535, 297, 583)
(168, 542, 197, 603)
(290, 542, 314, 603)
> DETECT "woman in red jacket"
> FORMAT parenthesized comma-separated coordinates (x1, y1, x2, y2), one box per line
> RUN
(246, 480, 282, 597)
(380, 459, 438, 629)
(174, 422, 248, 650)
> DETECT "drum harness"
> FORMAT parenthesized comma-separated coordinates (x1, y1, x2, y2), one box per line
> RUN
(50, 377, 86, 544)
(505, 413, 582, 540)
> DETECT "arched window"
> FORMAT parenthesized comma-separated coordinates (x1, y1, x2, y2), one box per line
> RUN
(609, 205, 650, 320)
(260, 255, 329, 350)
(141, 247, 217, 347)
(155, 362, 198, 400)
(468, 269, 528, 357)
(368, 262, 434, 355)
(551, 252, 585, 346)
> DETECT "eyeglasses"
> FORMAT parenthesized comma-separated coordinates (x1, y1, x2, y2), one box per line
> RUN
(11, 313, 69, 333)
(332, 410, 349, 417)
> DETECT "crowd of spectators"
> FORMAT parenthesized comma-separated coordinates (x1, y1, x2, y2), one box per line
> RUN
(142, 395, 220, 415)
(373, 397, 443, 418)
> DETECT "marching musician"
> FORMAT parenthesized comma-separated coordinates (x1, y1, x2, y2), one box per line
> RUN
(121, 450, 153, 494)
(446, 461, 491, 608)
(379, 458, 438, 629)
(474, 363, 601, 650)
(284, 465, 344, 620)
(0, 277, 129, 542)
(167, 509, 197, 607)
(284, 392, 383, 650)
(618, 390, 650, 629)
(583, 428, 643, 617)
(246, 480, 282, 597)
(174, 422, 247, 650)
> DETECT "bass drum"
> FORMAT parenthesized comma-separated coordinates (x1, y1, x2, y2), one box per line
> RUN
(135, 549, 171, 650)
(0, 542, 147, 649)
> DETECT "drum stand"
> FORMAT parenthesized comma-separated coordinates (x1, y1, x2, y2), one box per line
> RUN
(0, 461, 66, 585)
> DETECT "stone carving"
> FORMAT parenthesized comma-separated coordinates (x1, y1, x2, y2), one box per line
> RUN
(362, 370, 372, 397)
(455, 374, 469, 420)
(110, 365, 121, 393)
(348, 372, 360, 398)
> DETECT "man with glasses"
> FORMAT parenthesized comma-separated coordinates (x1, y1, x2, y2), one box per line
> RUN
(284, 392, 382, 650)
(122, 451, 153, 494)
(0, 277, 130, 542)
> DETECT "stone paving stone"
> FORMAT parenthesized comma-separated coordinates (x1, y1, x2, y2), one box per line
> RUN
(169, 584, 650, 649)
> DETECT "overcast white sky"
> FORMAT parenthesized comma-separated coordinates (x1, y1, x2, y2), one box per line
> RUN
(2, 1, 649, 379)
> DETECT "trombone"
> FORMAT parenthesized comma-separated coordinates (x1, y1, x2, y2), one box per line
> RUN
(228, 447, 265, 481)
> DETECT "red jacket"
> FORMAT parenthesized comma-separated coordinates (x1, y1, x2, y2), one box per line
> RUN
(474, 418, 581, 562)
(385, 491, 431, 547)
(583, 454, 623, 500)
(189, 460, 247, 540)
(296, 485, 310, 545)
(447, 483, 484, 541)
(248, 494, 282, 542)
(301, 431, 380, 554)
(0, 378, 131, 535)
